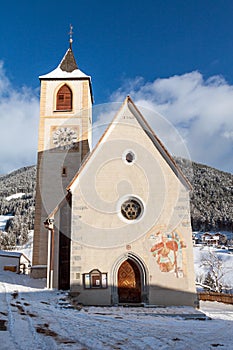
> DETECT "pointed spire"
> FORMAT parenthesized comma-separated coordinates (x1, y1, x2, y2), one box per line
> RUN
(60, 25, 78, 72)
(69, 24, 73, 49)
(60, 49, 78, 72)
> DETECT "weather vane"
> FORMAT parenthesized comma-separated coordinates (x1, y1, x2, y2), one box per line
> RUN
(69, 24, 73, 48)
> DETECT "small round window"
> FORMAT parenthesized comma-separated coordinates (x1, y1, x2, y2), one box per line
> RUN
(125, 152, 135, 163)
(121, 198, 142, 220)
(123, 150, 136, 164)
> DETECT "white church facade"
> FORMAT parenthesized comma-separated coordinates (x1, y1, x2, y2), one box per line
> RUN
(32, 39, 197, 307)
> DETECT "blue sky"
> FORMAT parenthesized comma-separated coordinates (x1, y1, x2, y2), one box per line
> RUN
(0, 0, 233, 174)
(2, 0, 233, 102)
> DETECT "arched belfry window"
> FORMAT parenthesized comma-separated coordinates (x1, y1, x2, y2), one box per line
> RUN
(56, 84, 72, 111)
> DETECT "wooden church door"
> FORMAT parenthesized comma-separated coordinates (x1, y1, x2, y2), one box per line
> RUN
(118, 259, 141, 303)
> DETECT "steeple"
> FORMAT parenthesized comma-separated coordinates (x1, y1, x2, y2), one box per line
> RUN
(39, 26, 93, 102)
(60, 48, 78, 72)
(33, 28, 93, 270)
(39, 28, 88, 79)
(60, 24, 78, 72)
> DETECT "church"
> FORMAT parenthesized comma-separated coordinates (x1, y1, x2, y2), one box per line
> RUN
(32, 35, 197, 307)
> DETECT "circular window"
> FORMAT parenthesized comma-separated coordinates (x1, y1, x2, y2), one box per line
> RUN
(121, 198, 142, 220)
(122, 150, 136, 164)
(125, 151, 135, 163)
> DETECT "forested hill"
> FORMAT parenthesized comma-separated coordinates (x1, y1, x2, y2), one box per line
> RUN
(0, 166, 36, 197)
(0, 161, 232, 243)
(0, 166, 36, 247)
(175, 158, 233, 232)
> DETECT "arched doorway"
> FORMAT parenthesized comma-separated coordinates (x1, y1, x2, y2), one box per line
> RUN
(118, 259, 141, 303)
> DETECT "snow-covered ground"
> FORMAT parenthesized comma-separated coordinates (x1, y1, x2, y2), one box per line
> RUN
(12, 230, 33, 263)
(0, 236, 233, 349)
(193, 245, 233, 290)
(0, 215, 14, 231)
(0, 270, 232, 349)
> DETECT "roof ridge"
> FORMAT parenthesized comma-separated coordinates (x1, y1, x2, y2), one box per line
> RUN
(67, 97, 191, 192)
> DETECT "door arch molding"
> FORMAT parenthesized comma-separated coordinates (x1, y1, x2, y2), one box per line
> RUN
(111, 252, 149, 304)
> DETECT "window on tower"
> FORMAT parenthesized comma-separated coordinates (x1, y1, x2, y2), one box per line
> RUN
(56, 84, 72, 111)
(61, 166, 67, 177)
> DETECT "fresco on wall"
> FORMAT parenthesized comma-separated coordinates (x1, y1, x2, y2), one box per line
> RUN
(150, 230, 186, 278)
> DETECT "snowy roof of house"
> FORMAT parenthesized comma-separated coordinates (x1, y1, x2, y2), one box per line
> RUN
(0, 250, 30, 261)
(202, 233, 212, 236)
(0, 250, 22, 258)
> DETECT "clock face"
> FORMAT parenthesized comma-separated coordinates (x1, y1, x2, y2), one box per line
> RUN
(52, 127, 78, 150)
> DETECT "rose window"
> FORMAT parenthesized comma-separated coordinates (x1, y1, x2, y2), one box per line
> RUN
(121, 199, 142, 220)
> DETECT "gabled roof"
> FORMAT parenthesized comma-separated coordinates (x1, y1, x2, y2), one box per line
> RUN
(0, 250, 30, 262)
(67, 96, 192, 192)
(46, 96, 191, 221)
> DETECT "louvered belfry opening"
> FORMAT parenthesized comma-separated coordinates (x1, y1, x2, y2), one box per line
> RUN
(56, 84, 72, 111)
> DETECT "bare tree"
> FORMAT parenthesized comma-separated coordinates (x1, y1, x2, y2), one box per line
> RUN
(201, 250, 229, 293)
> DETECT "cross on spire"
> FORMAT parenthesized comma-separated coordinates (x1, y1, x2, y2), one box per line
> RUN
(69, 24, 73, 49)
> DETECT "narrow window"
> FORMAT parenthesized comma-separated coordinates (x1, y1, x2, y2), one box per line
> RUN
(61, 166, 67, 177)
(56, 84, 72, 111)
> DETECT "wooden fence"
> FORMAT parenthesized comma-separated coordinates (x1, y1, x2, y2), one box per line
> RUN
(199, 292, 233, 304)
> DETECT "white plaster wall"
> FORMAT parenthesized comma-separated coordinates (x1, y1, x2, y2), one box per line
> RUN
(69, 100, 197, 306)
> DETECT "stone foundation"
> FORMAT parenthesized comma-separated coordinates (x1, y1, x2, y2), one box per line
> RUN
(30, 265, 47, 279)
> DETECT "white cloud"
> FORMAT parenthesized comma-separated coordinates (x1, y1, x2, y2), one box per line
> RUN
(1, 63, 232, 175)
(109, 71, 233, 173)
(223, 131, 233, 140)
(0, 62, 39, 174)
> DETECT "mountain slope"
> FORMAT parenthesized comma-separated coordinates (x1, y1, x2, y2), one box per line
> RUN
(190, 161, 233, 231)
(0, 166, 36, 246)
(175, 158, 233, 232)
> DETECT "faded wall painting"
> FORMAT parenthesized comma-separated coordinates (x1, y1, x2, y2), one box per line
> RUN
(149, 230, 186, 278)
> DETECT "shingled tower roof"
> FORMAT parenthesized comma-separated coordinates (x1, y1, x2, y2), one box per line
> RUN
(60, 47, 78, 72)
(39, 27, 93, 102)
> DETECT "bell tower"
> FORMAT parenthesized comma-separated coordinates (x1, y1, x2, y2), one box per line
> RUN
(32, 31, 93, 268)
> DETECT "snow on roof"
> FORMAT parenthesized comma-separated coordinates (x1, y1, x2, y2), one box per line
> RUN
(6, 192, 25, 201)
(39, 47, 91, 80)
(0, 250, 30, 261)
(39, 66, 90, 80)
(0, 250, 22, 258)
